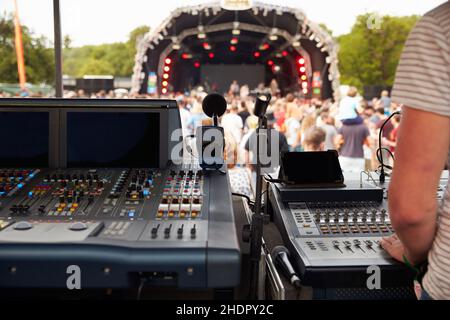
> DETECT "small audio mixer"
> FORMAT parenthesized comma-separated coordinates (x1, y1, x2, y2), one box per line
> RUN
(0, 99, 240, 291)
(269, 172, 449, 293)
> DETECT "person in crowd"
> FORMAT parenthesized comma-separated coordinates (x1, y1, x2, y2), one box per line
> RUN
(319, 112, 338, 151)
(238, 101, 251, 128)
(221, 104, 244, 145)
(299, 115, 317, 149)
(380, 90, 392, 110)
(337, 86, 363, 124)
(284, 106, 302, 151)
(303, 126, 326, 152)
(335, 112, 371, 173)
(229, 80, 240, 97)
(380, 1, 450, 300)
(244, 111, 289, 178)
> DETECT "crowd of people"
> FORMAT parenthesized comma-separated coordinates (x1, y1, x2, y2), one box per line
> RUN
(172, 81, 401, 195)
(0, 81, 401, 197)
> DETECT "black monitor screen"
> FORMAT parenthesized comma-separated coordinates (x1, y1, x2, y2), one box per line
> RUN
(0, 112, 49, 167)
(280, 151, 344, 184)
(67, 112, 160, 168)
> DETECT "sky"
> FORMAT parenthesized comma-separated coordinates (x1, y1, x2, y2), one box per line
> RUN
(0, 0, 447, 46)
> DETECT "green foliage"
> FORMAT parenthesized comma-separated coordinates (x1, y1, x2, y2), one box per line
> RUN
(337, 13, 419, 91)
(63, 25, 150, 77)
(0, 14, 54, 84)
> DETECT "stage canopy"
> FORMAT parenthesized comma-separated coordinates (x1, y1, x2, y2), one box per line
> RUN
(131, 1, 340, 100)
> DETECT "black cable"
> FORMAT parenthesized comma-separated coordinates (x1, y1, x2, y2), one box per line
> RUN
(377, 111, 401, 183)
(232, 192, 254, 206)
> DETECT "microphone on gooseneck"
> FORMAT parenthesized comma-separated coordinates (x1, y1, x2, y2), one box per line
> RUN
(196, 93, 227, 170)
(271, 246, 301, 288)
(202, 93, 227, 126)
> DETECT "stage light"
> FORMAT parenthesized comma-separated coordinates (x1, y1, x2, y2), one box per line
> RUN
(203, 42, 211, 50)
(293, 41, 301, 47)
(269, 34, 278, 41)
(197, 26, 206, 39)
(162, 88, 168, 94)
(282, 51, 288, 57)
(194, 61, 201, 68)
(259, 43, 270, 51)
(254, 51, 261, 58)
(303, 88, 308, 94)
(172, 43, 181, 50)
(273, 65, 281, 73)
(163, 73, 169, 80)
(231, 37, 239, 45)
(302, 81, 308, 89)
(301, 75, 307, 81)
(164, 66, 170, 72)
(232, 29, 241, 35)
(162, 81, 169, 87)
(165, 58, 172, 65)
(230, 45, 237, 52)
(299, 66, 306, 73)
(182, 53, 192, 59)
(298, 58, 305, 65)
(209, 52, 215, 59)
(267, 60, 274, 66)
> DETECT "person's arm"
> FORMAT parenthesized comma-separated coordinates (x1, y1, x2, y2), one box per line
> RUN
(382, 107, 450, 264)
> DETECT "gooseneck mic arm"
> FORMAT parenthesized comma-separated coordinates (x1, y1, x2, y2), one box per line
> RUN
(248, 93, 272, 300)
(377, 110, 401, 184)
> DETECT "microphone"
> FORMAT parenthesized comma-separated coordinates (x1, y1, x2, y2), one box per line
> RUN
(196, 93, 227, 170)
(271, 246, 301, 288)
(202, 93, 227, 125)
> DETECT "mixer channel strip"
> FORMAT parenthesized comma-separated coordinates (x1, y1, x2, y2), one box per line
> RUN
(289, 201, 394, 237)
(157, 170, 203, 220)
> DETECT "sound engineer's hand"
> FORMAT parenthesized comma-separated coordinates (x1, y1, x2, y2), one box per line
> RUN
(380, 234, 405, 263)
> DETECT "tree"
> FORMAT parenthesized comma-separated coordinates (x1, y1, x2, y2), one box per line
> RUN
(0, 14, 54, 84)
(62, 25, 150, 78)
(337, 13, 419, 91)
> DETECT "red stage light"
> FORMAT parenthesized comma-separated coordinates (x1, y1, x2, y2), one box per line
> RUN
(231, 37, 239, 45)
(299, 66, 306, 73)
(282, 51, 288, 57)
(203, 42, 211, 50)
(164, 66, 170, 72)
(194, 61, 201, 68)
(254, 51, 261, 58)
(162, 88, 168, 94)
(260, 43, 270, 51)
(301, 75, 307, 81)
(302, 88, 308, 94)
(181, 53, 192, 59)
(162, 81, 169, 87)
(209, 52, 215, 59)
(267, 60, 274, 66)
(163, 73, 169, 80)
(165, 58, 172, 65)
(298, 58, 305, 65)
(230, 45, 237, 52)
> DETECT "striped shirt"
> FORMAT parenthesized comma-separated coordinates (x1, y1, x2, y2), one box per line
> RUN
(392, 2, 450, 300)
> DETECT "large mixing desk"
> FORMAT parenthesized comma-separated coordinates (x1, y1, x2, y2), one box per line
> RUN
(0, 99, 240, 291)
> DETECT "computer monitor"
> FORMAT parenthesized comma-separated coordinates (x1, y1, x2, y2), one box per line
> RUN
(66, 112, 160, 168)
(0, 111, 49, 168)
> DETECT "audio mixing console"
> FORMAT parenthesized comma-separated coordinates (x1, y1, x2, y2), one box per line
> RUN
(269, 172, 449, 291)
(0, 99, 240, 290)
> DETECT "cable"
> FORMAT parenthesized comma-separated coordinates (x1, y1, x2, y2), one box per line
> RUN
(377, 110, 401, 183)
